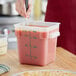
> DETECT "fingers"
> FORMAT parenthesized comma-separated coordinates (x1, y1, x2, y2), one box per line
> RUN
(26, 0, 32, 18)
(15, 0, 32, 18)
(16, 0, 27, 17)
(26, 4, 32, 18)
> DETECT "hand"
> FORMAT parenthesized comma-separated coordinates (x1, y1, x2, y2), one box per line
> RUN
(16, 0, 32, 18)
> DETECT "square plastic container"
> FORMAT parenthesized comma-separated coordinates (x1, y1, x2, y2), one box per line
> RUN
(14, 21, 60, 66)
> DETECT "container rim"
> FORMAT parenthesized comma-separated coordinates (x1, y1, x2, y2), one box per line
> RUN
(14, 21, 60, 32)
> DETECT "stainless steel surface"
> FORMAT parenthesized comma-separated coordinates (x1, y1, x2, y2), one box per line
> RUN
(0, 0, 19, 16)
(0, 16, 25, 24)
(0, 16, 25, 49)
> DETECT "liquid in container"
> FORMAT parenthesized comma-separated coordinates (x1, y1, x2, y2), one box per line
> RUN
(15, 21, 60, 66)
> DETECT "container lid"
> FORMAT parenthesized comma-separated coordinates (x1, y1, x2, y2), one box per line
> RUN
(14, 21, 60, 32)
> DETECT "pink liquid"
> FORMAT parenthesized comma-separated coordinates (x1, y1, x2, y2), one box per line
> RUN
(15, 28, 58, 66)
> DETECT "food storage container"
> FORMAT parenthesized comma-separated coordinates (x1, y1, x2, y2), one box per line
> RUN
(14, 21, 60, 66)
(0, 34, 8, 55)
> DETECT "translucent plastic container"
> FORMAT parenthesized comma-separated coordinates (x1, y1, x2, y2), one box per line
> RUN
(0, 34, 8, 55)
(14, 21, 60, 66)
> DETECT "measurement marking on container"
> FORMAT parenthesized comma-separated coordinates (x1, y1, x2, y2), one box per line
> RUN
(29, 37, 32, 39)
(25, 34, 28, 37)
(33, 37, 37, 39)
(25, 30, 27, 32)
(25, 55, 37, 59)
(29, 44, 31, 47)
(33, 46, 37, 48)
(25, 44, 28, 47)
(34, 56, 37, 59)
(33, 31, 37, 33)
(29, 31, 32, 58)
(25, 54, 29, 56)
(25, 31, 38, 59)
